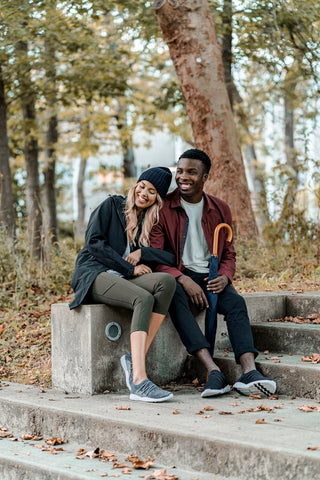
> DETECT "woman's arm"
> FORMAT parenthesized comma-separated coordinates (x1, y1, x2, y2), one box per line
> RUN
(85, 197, 134, 278)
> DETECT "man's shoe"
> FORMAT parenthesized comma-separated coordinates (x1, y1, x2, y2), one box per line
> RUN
(120, 353, 133, 392)
(201, 370, 231, 398)
(130, 378, 173, 403)
(233, 369, 276, 396)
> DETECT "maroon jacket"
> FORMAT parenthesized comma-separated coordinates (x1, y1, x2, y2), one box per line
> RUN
(149, 188, 236, 282)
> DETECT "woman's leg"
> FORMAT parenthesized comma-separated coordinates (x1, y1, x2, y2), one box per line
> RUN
(130, 330, 148, 383)
(130, 273, 176, 353)
(90, 272, 155, 384)
(145, 313, 166, 354)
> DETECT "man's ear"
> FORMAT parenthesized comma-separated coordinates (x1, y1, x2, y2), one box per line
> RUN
(202, 172, 208, 184)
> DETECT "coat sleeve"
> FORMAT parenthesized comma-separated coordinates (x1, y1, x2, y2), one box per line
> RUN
(149, 212, 183, 278)
(140, 246, 176, 267)
(85, 198, 134, 278)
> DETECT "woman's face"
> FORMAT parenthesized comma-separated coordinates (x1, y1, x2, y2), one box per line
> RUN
(134, 180, 157, 211)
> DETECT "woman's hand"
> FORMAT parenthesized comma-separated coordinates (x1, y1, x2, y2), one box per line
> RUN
(132, 264, 152, 276)
(125, 249, 141, 266)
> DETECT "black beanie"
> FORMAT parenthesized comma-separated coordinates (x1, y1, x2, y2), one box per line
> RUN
(138, 167, 172, 198)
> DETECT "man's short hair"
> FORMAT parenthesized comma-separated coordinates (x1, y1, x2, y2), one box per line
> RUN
(179, 148, 211, 174)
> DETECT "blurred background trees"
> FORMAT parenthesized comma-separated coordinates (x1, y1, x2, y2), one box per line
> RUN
(0, 0, 319, 260)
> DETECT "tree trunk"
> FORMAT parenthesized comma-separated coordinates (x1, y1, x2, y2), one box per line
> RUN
(75, 155, 87, 242)
(232, 83, 270, 236)
(222, 0, 233, 110)
(0, 62, 15, 240)
(43, 110, 58, 244)
(19, 41, 43, 259)
(115, 102, 136, 178)
(153, 0, 257, 239)
(281, 67, 299, 221)
(43, 30, 59, 245)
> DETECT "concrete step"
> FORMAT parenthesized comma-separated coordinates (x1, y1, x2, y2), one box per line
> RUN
(0, 436, 217, 480)
(0, 382, 320, 480)
(252, 322, 320, 355)
(214, 352, 320, 400)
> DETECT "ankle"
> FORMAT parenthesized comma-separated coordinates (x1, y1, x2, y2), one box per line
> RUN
(133, 375, 147, 385)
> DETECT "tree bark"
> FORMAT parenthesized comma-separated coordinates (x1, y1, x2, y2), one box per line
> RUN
(19, 41, 43, 259)
(43, 31, 59, 245)
(115, 102, 136, 178)
(75, 155, 87, 242)
(232, 83, 270, 236)
(222, 0, 233, 110)
(153, 0, 257, 239)
(0, 62, 15, 240)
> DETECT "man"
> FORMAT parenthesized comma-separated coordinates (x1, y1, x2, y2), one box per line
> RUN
(150, 148, 276, 398)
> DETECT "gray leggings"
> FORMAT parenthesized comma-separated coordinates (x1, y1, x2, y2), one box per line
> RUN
(90, 271, 176, 333)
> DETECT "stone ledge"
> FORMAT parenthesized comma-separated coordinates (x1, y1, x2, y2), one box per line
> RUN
(51, 292, 320, 394)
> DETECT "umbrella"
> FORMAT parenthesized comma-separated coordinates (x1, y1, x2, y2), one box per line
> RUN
(205, 222, 233, 357)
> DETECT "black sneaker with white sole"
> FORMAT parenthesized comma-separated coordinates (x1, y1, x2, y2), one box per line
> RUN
(201, 370, 231, 398)
(233, 369, 277, 396)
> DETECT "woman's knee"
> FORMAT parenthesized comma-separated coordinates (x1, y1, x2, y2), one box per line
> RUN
(155, 273, 176, 295)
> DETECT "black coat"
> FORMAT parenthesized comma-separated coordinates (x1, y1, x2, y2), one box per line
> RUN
(69, 195, 175, 309)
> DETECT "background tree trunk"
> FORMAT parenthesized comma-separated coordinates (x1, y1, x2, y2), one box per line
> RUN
(115, 102, 136, 178)
(232, 84, 270, 236)
(153, 0, 257, 239)
(222, 0, 233, 110)
(0, 62, 15, 240)
(19, 41, 43, 259)
(75, 155, 87, 242)
(43, 31, 59, 245)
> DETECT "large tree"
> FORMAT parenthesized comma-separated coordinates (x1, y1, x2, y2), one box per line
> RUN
(153, 0, 257, 239)
(0, 62, 15, 240)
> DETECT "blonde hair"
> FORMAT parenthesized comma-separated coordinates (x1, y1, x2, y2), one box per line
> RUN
(125, 184, 163, 246)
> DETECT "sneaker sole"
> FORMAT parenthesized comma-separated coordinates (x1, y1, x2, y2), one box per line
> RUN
(120, 355, 132, 392)
(233, 380, 276, 397)
(129, 392, 173, 403)
(201, 385, 231, 398)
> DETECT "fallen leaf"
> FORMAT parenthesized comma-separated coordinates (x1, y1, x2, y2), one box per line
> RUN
(116, 406, 131, 411)
(203, 406, 214, 411)
(256, 419, 266, 424)
(126, 455, 154, 470)
(172, 409, 179, 415)
(307, 446, 319, 450)
(218, 411, 233, 415)
(46, 437, 64, 446)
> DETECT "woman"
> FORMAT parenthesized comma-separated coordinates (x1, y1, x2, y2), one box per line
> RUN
(69, 167, 176, 403)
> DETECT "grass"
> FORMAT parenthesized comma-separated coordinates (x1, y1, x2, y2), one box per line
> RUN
(0, 232, 319, 387)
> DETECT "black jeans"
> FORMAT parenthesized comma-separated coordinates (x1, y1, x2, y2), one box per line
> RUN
(169, 268, 258, 363)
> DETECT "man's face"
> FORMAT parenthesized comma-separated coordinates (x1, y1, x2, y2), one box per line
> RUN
(175, 157, 208, 202)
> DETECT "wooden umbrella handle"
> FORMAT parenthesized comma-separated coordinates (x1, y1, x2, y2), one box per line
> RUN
(212, 223, 233, 256)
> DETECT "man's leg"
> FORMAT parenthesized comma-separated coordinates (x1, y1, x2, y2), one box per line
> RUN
(217, 286, 276, 396)
(169, 275, 230, 397)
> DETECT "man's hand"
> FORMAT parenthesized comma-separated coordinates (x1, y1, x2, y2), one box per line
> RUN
(178, 274, 209, 310)
(132, 264, 152, 276)
(125, 249, 141, 266)
(206, 274, 229, 294)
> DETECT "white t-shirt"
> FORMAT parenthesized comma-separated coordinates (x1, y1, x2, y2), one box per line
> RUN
(180, 197, 210, 273)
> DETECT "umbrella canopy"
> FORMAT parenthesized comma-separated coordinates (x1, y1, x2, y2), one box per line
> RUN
(205, 223, 233, 356)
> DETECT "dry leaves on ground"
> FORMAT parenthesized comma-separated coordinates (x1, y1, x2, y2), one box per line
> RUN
(139, 469, 179, 480)
(125, 454, 154, 470)
(301, 354, 320, 364)
(268, 313, 320, 324)
(298, 405, 320, 413)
